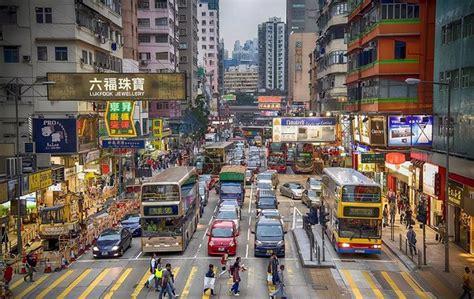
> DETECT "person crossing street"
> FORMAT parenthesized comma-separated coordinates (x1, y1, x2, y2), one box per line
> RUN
(159, 263, 178, 299)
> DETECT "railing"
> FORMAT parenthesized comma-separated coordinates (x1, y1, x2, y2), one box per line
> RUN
(399, 233, 423, 269)
(293, 207, 321, 264)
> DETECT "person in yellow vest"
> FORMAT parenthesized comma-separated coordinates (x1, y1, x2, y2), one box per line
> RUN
(154, 259, 164, 292)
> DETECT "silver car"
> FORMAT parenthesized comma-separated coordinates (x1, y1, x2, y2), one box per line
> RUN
(279, 182, 305, 199)
(302, 189, 321, 207)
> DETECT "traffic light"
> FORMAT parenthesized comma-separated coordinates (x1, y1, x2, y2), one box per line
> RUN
(319, 206, 330, 229)
(307, 207, 319, 225)
(416, 199, 427, 224)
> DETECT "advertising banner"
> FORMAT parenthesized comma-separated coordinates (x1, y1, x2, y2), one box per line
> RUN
(370, 117, 386, 146)
(28, 170, 52, 193)
(360, 116, 370, 144)
(47, 73, 186, 101)
(102, 139, 145, 149)
(448, 180, 463, 207)
(105, 101, 136, 137)
(388, 115, 433, 146)
(32, 118, 77, 154)
(258, 102, 281, 110)
(361, 153, 386, 164)
(272, 117, 336, 143)
(152, 119, 163, 138)
(77, 116, 99, 153)
(423, 163, 438, 197)
(260, 111, 279, 117)
(353, 116, 360, 142)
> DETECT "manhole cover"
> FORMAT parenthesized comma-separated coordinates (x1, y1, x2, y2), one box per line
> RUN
(312, 285, 328, 290)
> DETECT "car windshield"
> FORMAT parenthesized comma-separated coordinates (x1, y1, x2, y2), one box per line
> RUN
(122, 216, 140, 224)
(256, 224, 283, 238)
(309, 179, 321, 188)
(221, 200, 238, 206)
(261, 210, 279, 217)
(258, 174, 272, 181)
(308, 190, 320, 198)
(211, 227, 234, 237)
(217, 210, 237, 219)
(98, 231, 120, 241)
(221, 185, 241, 194)
(257, 181, 272, 189)
(289, 183, 303, 189)
(338, 218, 381, 239)
(259, 197, 276, 206)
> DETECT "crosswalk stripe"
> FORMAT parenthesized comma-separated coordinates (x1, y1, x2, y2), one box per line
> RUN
(381, 271, 407, 299)
(341, 270, 363, 299)
(103, 268, 132, 299)
(400, 272, 428, 298)
(57, 269, 92, 299)
(78, 268, 111, 299)
(181, 266, 198, 298)
(36, 270, 74, 299)
(131, 270, 150, 299)
(16, 274, 50, 299)
(10, 275, 25, 290)
(362, 271, 384, 299)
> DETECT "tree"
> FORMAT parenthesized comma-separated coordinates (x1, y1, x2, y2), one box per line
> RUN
(181, 95, 210, 138)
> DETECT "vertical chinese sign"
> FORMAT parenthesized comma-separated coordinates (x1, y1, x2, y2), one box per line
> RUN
(105, 101, 137, 137)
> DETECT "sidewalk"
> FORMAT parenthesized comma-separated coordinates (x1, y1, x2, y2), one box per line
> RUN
(292, 226, 335, 268)
(382, 220, 465, 298)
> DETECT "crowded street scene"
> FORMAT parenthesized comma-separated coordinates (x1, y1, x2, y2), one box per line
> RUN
(0, 0, 473, 298)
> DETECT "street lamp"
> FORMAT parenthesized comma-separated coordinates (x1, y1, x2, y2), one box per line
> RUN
(405, 77, 451, 272)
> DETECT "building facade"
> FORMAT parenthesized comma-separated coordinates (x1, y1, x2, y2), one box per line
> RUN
(258, 17, 287, 92)
(224, 65, 258, 94)
(197, 0, 219, 94)
(286, 0, 318, 33)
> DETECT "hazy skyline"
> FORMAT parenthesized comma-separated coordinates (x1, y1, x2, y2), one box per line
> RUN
(220, 0, 286, 53)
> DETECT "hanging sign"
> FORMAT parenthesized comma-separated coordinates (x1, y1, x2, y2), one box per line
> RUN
(105, 101, 136, 137)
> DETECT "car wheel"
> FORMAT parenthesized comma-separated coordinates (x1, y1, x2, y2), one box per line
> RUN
(120, 248, 124, 257)
(129, 239, 132, 249)
(291, 194, 294, 200)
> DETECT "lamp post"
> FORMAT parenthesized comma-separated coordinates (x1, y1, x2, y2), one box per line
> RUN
(405, 77, 451, 272)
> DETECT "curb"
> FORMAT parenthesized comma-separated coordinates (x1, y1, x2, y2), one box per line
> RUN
(382, 238, 416, 270)
(292, 229, 335, 269)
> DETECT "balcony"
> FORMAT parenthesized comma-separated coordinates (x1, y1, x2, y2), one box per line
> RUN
(346, 59, 420, 84)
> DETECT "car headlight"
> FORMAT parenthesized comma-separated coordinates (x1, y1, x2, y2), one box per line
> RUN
(255, 240, 263, 246)
(111, 245, 120, 251)
(277, 240, 284, 246)
(93, 246, 99, 251)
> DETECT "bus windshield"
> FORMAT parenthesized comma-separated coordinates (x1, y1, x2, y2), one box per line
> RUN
(342, 185, 380, 203)
(142, 184, 179, 201)
(339, 218, 381, 239)
(142, 217, 183, 237)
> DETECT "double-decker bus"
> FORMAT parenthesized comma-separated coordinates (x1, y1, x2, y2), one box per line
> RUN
(202, 142, 234, 175)
(140, 167, 199, 253)
(321, 167, 383, 254)
(294, 144, 314, 174)
(267, 142, 287, 173)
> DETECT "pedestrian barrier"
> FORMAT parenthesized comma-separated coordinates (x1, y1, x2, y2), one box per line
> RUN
(399, 234, 423, 269)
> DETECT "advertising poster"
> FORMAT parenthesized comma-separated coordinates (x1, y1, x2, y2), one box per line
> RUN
(353, 116, 360, 142)
(33, 118, 77, 154)
(105, 101, 136, 137)
(370, 117, 386, 146)
(77, 116, 99, 153)
(423, 163, 438, 197)
(360, 116, 370, 144)
(272, 117, 336, 143)
(388, 115, 433, 146)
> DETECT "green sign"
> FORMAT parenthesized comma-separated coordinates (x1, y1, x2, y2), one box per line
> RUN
(105, 101, 136, 137)
(361, 153, 385, 164)
(222, 94, 236, 101)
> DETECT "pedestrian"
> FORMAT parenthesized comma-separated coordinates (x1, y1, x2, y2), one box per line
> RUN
(203, 264, 216, 296)
(218, 252, 230, 277)
(3, 262, 13, 288)
(23, 253, 36, 282)
(400, 209, 405, 225)
(268, 253, 279, 286)
(438, 221, 446, 243)
(163, 264, 178, 298)
(229, 257, 246, 296)
(270, 265, 287, 299)
(405, 207, 413, 229)
(407, 226, 417, 256)
(397, 196, 403, 214)
(383, 204, 389, 227)
(159, 263, 176, 299)
(461, 267, 472, 299)
(389, 202, 397, 226)
(155, 258, 164, 292)
(144, 254, 157, 288)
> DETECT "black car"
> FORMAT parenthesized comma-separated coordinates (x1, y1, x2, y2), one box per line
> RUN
(121, 214, 142, 237)
(252, 218, 286, 257)
(93, 228, 132, 258)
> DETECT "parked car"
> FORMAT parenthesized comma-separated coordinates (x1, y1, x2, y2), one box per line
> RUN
(207, 220, 238, 256)
(279, 182, 305, 199)
(93, 227, 132, 258)
(302, 189, 321, 208)
(253, 217, 286, 257)
(306, 177, 322, 191)
(215, 206, 241, 231)
(256, 171, 279, 189)
(120, 213, 142, 237)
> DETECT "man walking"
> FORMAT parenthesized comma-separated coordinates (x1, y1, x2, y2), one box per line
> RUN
(159, 263, 177, 299)
(461, 267, 472, 299)
(23, 253, 36, 282)
(203, 264, 216, 296)
(270, 265, 287, 299)
(407, 226, 417, 256)
(230, 257, 246, 296)
(268, 253, 279, 286)
(144, 254, 157, 288)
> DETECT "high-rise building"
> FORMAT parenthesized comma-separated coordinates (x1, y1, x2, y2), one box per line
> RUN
(258, 17, 287, 92)
(286, 0, 318, 33)
(224, 65, 259, 94)
(178, 0, 199, 104)
(231, 39, 258, 66)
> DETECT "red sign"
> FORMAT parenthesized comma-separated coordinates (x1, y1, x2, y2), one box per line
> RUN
(385, 152, 406, 165)
(101, 164, 110, 174)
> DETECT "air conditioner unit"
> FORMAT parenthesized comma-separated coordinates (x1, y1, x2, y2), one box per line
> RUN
(5, 157, 21, 178)
(22, 55, 31, 63)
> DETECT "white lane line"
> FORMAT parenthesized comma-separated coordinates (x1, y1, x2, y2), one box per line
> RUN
(248, 184, 253, 214)
(248, 217, 251, 226)
(202, 227, 209, 240)
(208, 216, 214, 226)
(213, 205, 217, 213)
(245, 244, 249, 258)
(194, 243, 203, 258)
(134, 251, 142, 260)
(75, 256, 300, 262)
(247, 228, 250, 241)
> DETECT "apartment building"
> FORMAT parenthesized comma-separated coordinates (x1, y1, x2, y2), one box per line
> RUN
(197, 0, 219, 94)
(224, 65, 258, 94)
(286, 0, 318, 33)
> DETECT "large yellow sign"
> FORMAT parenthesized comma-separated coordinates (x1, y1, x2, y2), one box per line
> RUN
(29, 170, 53, 193)
(152, 119, 163, 138)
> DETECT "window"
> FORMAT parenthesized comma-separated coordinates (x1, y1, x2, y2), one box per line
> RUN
(139, 52, 151, 60)
(138, 18, 150, 27)
(138, 0, 150, 9)
(461, 67, 474, 88)
(209, 45, 214, 49)
(80, 49, 88, 64)
(202, 36, 206, 41)
(155, 34, 168, 43)
(210, 28, 214, 33)
(55, 47, 68, 61)
(156, 52, 168, 60)
(202, 45, 207, 49)
(201, 12, 206, 16)
(179, 42, 188, 49)
(179, 28, 187, 36)
(210, 36, 214, 41)
(208, 53, 214, 57)
(138, 34, 151, 43)
(155, 17, 168, 26)
(180, 55, 188, 63)
(394, 41, 406, 59)
(38, 46, 48, 61)
(202, 20, 206, 25)
(89, 52, 93, 65)
(0, 6, 17, 24)
(155, 1, 167, 9)
(36, 7, 52, 23)
(442, 19, 462, 44)
(464, 14, 474, 38)
(202, 28, 206, 33)
(209, 11, 214, 16)
(3, 46, 19, 63)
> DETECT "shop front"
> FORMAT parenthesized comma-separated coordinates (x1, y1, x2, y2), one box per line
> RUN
(422, 162, 442, 228)
(385, 156, 411, 209)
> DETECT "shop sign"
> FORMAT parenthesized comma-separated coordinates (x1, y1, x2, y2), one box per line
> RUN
(52, 166, 65, 183)
(258, 102, 281, 110)
(222, 94, 236, 101)
(369, 117, 386, 146)
(359, 116, 370, 144)
(101, 164, 110, 175)
(105, 101, 136, 137)
(77, 116, 99, 153)
(48, 183, 62, 192)
(102, 139, 145, 149)
(161, 128, 171, 138)
(272, 117, 336, 143)
(152, 119, 163, 138)
(260, 111, 279, 117)
(0, 182, 7, 204)
(423, 163, 438, 197)
(388, 115, 433, 146)
(361, 153, 386, 164)
(47, 73, 186, 101)
(82, 149, 101, 164)
(28, 170, 52, 193)
(41, 226, 69, 236)
(32, 118, 78, 154)
(385, 152, 406, 165)
(64, 167, 76, 179)
(448, 180, 463, 207)
(353, 116, 360, 142)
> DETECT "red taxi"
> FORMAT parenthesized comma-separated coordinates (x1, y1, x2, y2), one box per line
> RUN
(207, 220, 238, 256)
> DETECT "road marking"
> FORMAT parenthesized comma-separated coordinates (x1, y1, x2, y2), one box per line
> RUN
(195, 243, 203, 258)
(131, 270, 149, 299)
(248, 184, 253, 213)
(208, 216, 214, 226)
(341, 270, 363, 299)
(16, 274, 50, 298)
(400, 272, 428, 298)
(246, 244, 249, 258)
(362, 271, 384, 299)
(134, 251, 142, 259)
(248, 216, 251, 226)
(247, 228, 250, 241)
(10, 275, 25, 290)
(181, 266, 198, 298)
(173, 266, 180, 278)
(36, 270, 74, 299)
(214, 205, 217, 213)
(202, 227, 209, 240)
(75, 256, 299, 262)
(381, 271, 406, 299)
(57, 268, 92, 299)
(103, 268, 132, 299)
(78, 268, 111, 299)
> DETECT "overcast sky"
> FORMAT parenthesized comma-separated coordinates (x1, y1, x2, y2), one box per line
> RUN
(220, 0, 286, 53)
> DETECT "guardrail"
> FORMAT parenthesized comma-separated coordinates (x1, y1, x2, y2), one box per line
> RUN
(292, 207, 321, 264)
(399, 233, 423, 269)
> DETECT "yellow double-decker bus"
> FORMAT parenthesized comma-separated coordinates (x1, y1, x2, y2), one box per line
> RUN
(140, 166, 199, 253)
(322, 167, 383, 254)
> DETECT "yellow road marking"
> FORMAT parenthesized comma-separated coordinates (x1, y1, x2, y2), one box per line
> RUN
(10, 276, 25, 290)
(173, 266, 180, 279)
(341, 270, 363, 299)
(104, 268, 132, 299)
(16, 274, 50, 299)
(362, 271, 384, 299)
(181, 266, 197, 298)
(37, 270, 74, 299)
(78, 268, 111, 299)
(381, 271, 407, 299)
(57, 269, 92, 299)
(400, 272, 428, 298)
(131, 270, 150, 299)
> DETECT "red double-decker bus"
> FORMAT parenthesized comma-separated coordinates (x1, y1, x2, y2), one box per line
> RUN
(267, 142, 287, 173)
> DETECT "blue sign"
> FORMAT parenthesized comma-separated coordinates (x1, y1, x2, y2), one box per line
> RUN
(33, 118, 77, 154)
(388, 115, 433, 146)
(281, 117, 336, 126)
(102, 139, 145, 149)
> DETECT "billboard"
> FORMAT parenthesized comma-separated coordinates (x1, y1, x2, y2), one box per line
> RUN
(47, 73, 186, 101)
(388, 115, 433, 146)
(369, 117, 386, 146)
(272, 117, 336, 143)
(222, 94, 236, 101)
(105, 101, 136, 137)
(33, 118, 77, 154)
